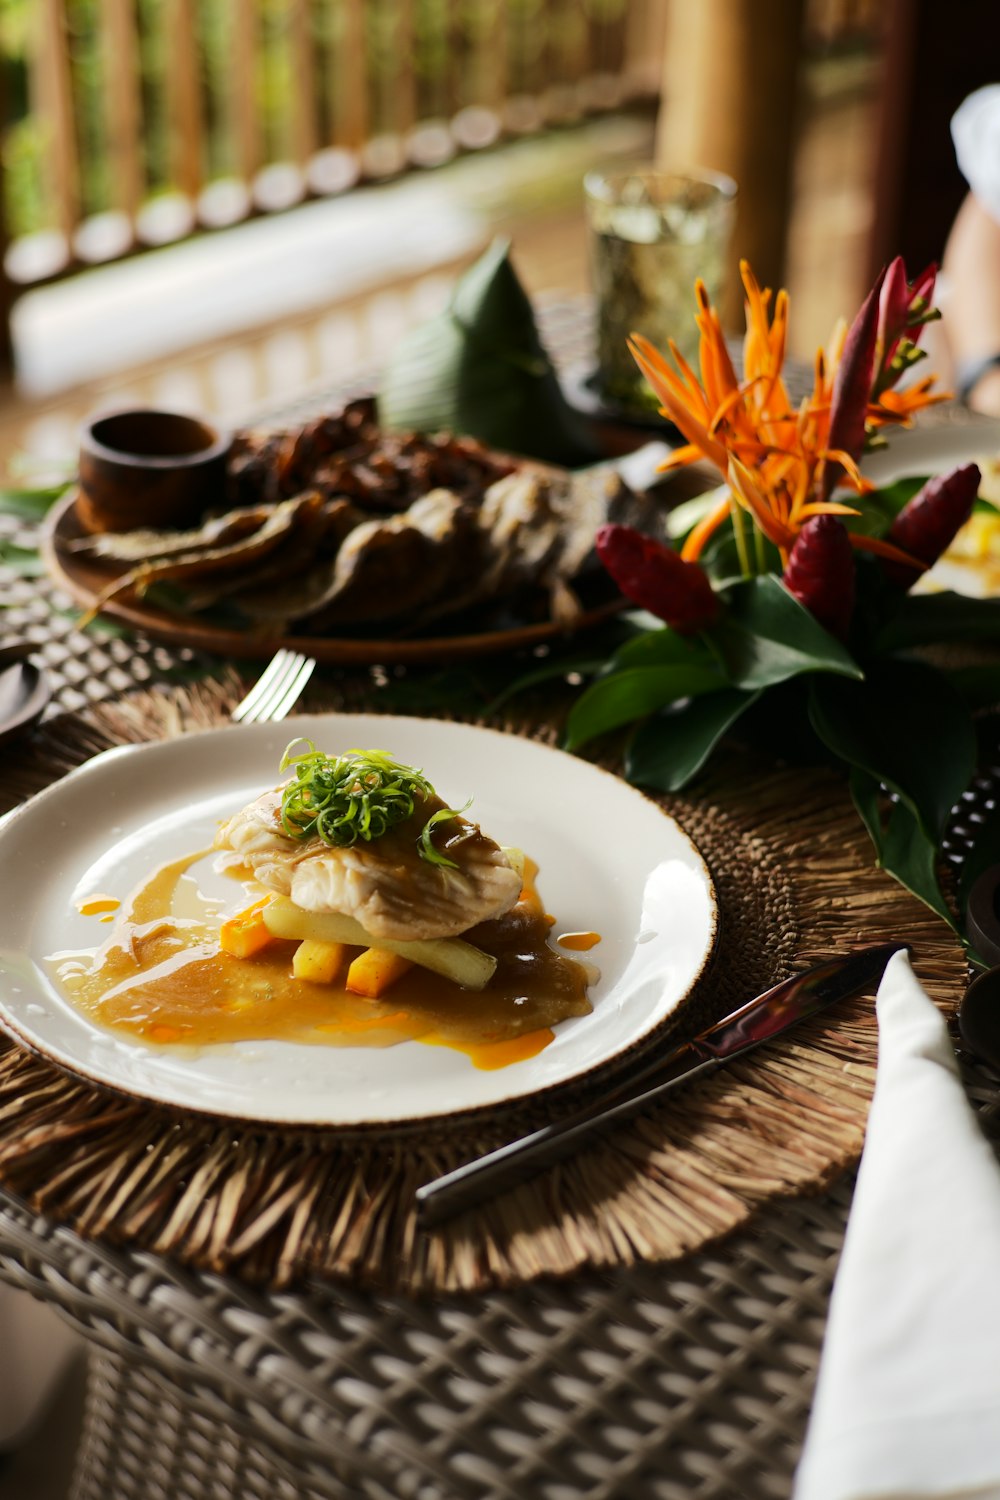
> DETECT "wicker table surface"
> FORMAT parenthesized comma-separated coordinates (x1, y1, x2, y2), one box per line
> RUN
(0, 320, 994, 1500)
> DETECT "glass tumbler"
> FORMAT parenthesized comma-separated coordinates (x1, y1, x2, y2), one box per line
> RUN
(584, 167, 737, 417)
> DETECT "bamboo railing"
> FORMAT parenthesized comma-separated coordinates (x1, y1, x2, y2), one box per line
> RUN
(5, 0, 662, 282)
(0, 0, 881, 380)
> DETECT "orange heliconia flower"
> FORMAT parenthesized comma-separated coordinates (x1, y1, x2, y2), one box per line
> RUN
(627, 261, 947, 568)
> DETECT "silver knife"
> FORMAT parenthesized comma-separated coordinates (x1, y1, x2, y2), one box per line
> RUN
(415, 942, 907, 1229)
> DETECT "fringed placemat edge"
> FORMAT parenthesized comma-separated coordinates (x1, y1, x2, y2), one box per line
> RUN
(0, 679, 967, 1295)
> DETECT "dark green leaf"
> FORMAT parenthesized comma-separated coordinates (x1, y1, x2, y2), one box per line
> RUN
(846, 476, 925, 537)
(612, 625, 718, 671)
(875, 592, 1000, 652)
(564, 663, 724, 750)
(809, 660, 975, 842)
(850, 768, 955, 928)
(707, 575, 863, 689)
(0, 539, 44, 576)
(626, 688, 763, 791)
(0, 483, 72, 522)
(484, 655, 608, 713)
(945, 664, 1000, 712)
(479, 615, 653, 713)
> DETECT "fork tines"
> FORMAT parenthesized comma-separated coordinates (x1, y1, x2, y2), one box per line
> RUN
(231, 650, 317, 723)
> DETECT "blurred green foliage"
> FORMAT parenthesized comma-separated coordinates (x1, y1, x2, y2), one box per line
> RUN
(0, 0, 630, 242)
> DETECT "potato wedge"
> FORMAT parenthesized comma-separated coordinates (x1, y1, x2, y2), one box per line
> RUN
(346, 948, 413, 998)
(263, 896, 497, 990)
(292, 938, 348, 984)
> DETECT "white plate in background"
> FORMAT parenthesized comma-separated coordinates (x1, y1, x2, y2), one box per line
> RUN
(863, 420, 1000, 596)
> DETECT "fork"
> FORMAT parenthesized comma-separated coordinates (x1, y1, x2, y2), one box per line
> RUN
(231, 649, 317, 723)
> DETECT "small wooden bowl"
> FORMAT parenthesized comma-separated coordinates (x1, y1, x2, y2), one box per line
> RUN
(77, 408, 232, 534)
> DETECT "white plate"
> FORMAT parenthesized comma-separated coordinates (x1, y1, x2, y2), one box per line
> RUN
(862, 418, 1000, 488)
(0, 715, 717, 1127)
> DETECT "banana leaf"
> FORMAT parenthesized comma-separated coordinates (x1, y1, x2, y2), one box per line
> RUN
(377, 238, 602, 467)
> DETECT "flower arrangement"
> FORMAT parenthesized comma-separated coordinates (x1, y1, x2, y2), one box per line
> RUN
(571, 258, 1000, 930)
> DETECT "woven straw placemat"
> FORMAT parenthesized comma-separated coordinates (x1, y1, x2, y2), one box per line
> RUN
(0, 678, 966, 1294)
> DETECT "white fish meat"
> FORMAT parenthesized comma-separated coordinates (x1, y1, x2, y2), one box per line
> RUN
(215, 789, 521, 942)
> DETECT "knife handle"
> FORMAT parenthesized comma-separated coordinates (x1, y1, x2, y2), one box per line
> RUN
(415, 942, 906, 1230)
(415, 1053, 720, 1229)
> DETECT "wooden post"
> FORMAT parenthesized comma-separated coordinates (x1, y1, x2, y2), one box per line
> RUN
(867, 0, 999, 281)
(99, 0, 145, 228)
(165, 0, 204, 204)
(0, 52, 16, 381)
(230, 0, 260, 187)
(289, 0, 318, 166)
(656, 0, 806, 323)
(336, 0, 368, 151)
(394, 0, 417, 135)
(33, 0, 80, 244)
(459, 0, 505, 142)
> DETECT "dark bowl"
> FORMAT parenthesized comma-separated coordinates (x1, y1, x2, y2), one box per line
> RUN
(77, 408, 232, 534)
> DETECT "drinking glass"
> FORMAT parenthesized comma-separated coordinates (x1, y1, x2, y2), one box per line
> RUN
(584, 167, 737, 417)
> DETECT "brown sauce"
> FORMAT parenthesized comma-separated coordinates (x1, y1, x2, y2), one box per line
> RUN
(51, 853, 596, 1070)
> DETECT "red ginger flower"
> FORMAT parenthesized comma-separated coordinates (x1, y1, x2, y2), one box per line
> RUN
(782, 515, 855, 640)
(876, 256, 938, 383)
(883, 463, 981, 588)
(595, 524, 719, 634)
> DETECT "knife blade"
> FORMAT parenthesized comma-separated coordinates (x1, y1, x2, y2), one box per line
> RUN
(415, 941, 907, 1229)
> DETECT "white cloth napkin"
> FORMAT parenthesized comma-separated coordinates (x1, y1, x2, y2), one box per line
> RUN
(794, 950, 1000, 1500)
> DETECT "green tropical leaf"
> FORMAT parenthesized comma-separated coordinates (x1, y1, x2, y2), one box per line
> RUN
(0, 483, 72, 522)
(850, 768, 955, 928)
(563, 663, 725, 751)
(845, 476, 924, 537)
(666, 485, 727, 543)
(625, 687, 763, 791)
(706, 575, 863, 689)
(484, 654, 610, 713)
(377, 238, 600, 466)
(0, 539, 44, 576)
(611, 625, 718, 671)
(875, 592, 1000, 652)
(809, 660, 974, 842)
(944, 663, 1000, 712)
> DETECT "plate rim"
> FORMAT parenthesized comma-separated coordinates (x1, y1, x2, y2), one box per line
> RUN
(0, 712, 719, 1133)
(43, 490, 626, 666)
(861, 416, 1000, 485)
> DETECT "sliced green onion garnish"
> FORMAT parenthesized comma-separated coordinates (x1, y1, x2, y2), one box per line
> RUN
(419, 802, 472, 870)
(278, 741, 470, 865)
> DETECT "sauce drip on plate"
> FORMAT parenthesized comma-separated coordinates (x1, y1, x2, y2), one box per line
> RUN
(556, 931, 601, 952)
(50, 854, 596, 1070)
